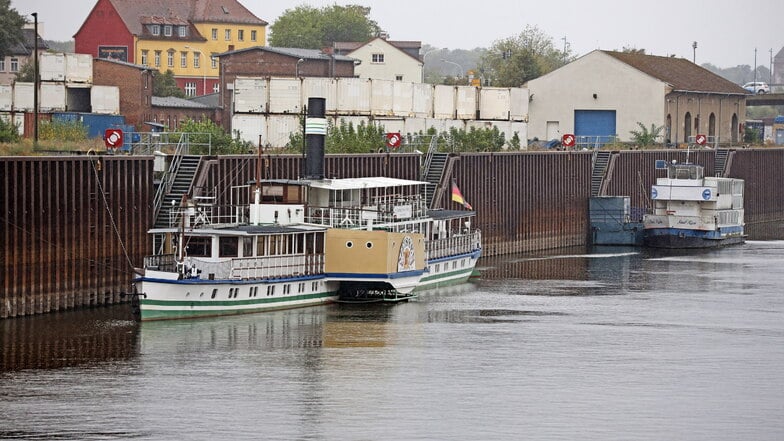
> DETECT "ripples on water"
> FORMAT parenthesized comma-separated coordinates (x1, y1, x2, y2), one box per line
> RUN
(2, 242, 784, 440)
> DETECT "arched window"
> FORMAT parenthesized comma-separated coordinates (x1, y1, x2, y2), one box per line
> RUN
(708, 113, 716, 138)
(666, 114, 672, 144)
(731, 114, 739, 143)
(684, 112, 692, 143)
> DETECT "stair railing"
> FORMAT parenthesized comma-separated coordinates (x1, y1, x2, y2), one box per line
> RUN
(152, 133, 189, 224)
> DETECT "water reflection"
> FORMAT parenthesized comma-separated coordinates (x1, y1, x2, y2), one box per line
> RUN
(0, 305, 138, 372)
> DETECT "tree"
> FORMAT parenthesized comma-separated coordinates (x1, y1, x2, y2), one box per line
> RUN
(629, 122, 663, 147)
(153, 69, 185, 98)
(269, 4, 380, 49)
(14, 60, 34, 82)
(477, 25, 573, 87)
(0, 0, 25, 58)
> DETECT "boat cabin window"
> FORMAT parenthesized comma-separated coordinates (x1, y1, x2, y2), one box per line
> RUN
(668, 164, 703, 180)
(185, 236, 211, 257)
(242, 237, 253, 257)
(219, 237, 239, 257)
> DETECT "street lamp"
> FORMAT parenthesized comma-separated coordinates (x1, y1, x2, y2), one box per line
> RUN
(185, 45, 206, 95)
(442, 59, 464, 78)
(296, 58, 304, 78)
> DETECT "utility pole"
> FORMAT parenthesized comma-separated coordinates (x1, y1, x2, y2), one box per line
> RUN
(32, 12, 39, 148)
(770, 48, 774, 85)
(692, 41, 697, 64)
(754, 48, 757, 85)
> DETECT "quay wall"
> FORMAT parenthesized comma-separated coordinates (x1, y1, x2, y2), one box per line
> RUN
(2, 149, 784, 318)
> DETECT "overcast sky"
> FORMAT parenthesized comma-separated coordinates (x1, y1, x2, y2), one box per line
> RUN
(12, 0, 784, 69)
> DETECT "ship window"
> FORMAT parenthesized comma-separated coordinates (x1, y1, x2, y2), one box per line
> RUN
(185, 236, 211, 257)
(346, 241, 354, 248)
(219, 237, 239, 257)
(312, 282, 318, 291)
(435, 264, 440, 273)
(366, 241, 373, 249)
(211, 289, 217, 299)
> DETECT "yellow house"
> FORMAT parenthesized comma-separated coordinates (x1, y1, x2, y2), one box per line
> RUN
(75, 0, 267, 96)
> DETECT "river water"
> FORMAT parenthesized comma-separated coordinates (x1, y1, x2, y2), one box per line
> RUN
(2, 241, 784, 440)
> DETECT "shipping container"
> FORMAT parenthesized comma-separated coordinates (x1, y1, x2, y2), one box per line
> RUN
(370, 79, 394, 117)
(336, 78, 371, 115)
(302, 77, 338, 114)
(66, 84, 92, 112)
(412, 83, 434, 118)
(233, 77, 268, 113)
(392, 81, 414, 117)
(65, 53, 93, 83)
(403, 117, 427, 135)
(268, 77, 302, 114)
(40, 82, 67, 112)
(373, 117, 404, 135)
(433, 85, 456, 119)
(39, 53, 66, 82)
(14, 113, 24, 136)
(510, 87, 529, 122)
(91, 85, 120, 114)
(0, 85, 11, 111)
(12, 82, 34, 111)
(479, 87, 511, 121)
(455, 86, 479, 120)
(231, 114, 265, 146)
(264, 115, 301, 148)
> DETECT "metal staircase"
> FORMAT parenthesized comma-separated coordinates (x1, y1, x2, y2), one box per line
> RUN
(153, 155, 202, 228)
(591, 150, 612, 196)
(423, 153, 449, 207)
(714, 148, 730, 177)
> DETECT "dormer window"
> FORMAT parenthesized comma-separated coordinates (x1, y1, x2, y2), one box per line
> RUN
(151, 25, 160, 36)
(178, 26, 187, 37)
(164, 25, 172, 36)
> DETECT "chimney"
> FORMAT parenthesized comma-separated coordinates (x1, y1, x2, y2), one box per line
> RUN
(304, 97, 326, 180)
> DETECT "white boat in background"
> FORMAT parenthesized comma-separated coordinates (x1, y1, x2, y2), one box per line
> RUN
(643, 161, 745, 248)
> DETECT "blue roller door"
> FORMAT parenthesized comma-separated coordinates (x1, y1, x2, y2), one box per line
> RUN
(574, 110, 616, 146)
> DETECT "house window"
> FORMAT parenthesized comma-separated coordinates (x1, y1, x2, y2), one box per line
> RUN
(371, 53, 384, 63)
(211, 28, 217, 40)
(213, 83, 219, 93)
(154, 51, 161, 67)
(180, 51, 187, 68)
(167, 51, 174, 67)
(224, 29, 231, 41)
(0, 59, 5, 71)
(193, 52, 200, 68)
(238, 29, 244, 41)
(164, 25, 172, 36)
(211, 56, 217, 69)
(151, 25, 160, 36)
(10, 58, 18, 72)
(395, 75, 403, 81)
(178, 26, 187, 37)
(140, 50, 148, 65)
(250, 30, 257, 41)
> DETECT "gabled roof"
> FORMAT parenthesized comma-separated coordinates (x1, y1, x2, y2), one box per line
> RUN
(217, 46, 356, 62)
(339, 37, 423, 64)
(101, 0, 267, 36)
(603, 50, 747, 95)
(94, 57, 151, 71)
(9, 29, 48, 56)
(152, 95, 213, 109)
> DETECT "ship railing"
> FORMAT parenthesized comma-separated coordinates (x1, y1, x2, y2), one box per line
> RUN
(426, 231, 482, 260)
(168, 203, 250, 227)
(305, 202, 428, 228)
(144, 253, 178, 272)
(220, 254, 325, 280)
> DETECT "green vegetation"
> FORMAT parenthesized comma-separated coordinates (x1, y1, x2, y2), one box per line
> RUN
(178, 118, 252, 155)
(0, 0, 25, 58)
(269, 4, 380, 49)
(39, 120, 88, 142)
(153, 69, 185, 98)
(0, 117, 20, 143)
(629, 122, 664, 147)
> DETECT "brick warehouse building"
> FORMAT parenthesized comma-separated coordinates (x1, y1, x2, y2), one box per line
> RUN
(93, 58, 154, 128)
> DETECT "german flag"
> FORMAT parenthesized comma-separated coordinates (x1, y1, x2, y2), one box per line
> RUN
(451, 181, 473, 210)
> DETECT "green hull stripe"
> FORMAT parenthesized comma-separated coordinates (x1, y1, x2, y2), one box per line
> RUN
(140, 291, 336, 308)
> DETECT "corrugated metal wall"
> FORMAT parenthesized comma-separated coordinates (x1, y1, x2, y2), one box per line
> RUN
(1, 157, 153, 319)
(728, 149, 784, 239)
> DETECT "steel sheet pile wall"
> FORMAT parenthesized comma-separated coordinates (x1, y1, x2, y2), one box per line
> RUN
(441, 152, 594, 256)
(726, 149, 784, 239)
(1, 157, 153, 319)
(603, 150, 715, 218)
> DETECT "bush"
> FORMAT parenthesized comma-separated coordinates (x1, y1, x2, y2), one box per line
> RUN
(38, 120, 88, 142)
(0, 117, 21, 143)
(178, 118, 251, 155)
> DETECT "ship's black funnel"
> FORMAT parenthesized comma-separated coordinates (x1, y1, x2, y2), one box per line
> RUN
(304, 97, 326, 179)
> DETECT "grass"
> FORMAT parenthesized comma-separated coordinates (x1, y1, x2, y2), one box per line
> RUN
(0, 138, 106, 156)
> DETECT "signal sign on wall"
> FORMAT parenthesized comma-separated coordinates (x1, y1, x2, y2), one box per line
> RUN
(104, 129, 123, 148)
(695, 134, 707, 145)
(386, 132, 401, 149)
(562, 133, 575, 148)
